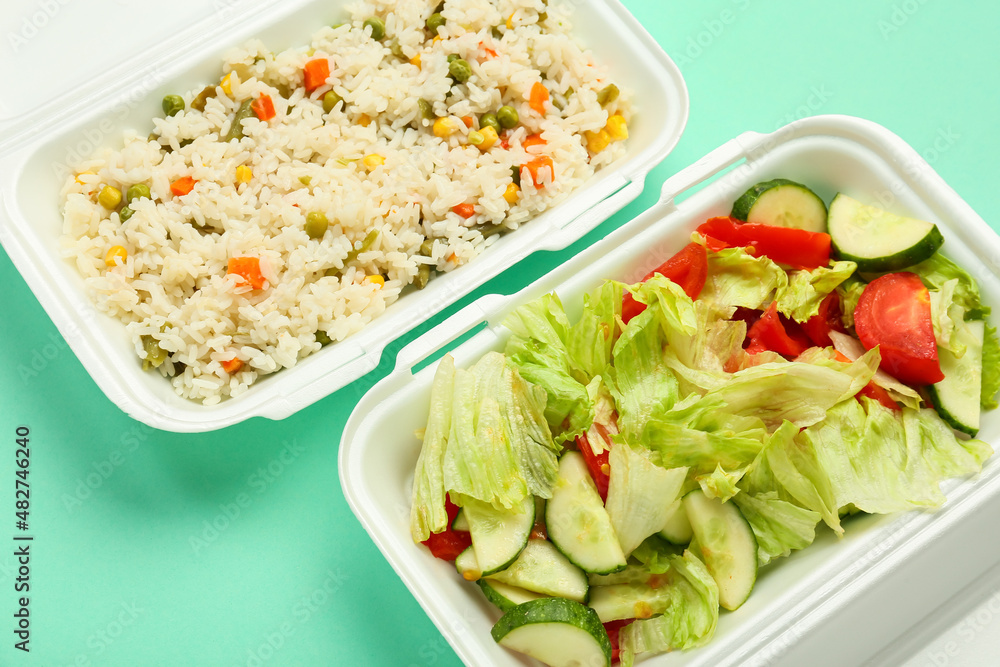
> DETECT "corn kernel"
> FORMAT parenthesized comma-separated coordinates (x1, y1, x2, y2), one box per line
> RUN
(98, 185, 122, 210)
(585, 128, 611, 154)
(358, 113, 372, 127)
(506, 13, 515, 29)
(363, 154, 385, 171)
(235, 165, 252, 184)
(363, 274, 385, 287)
(221, 71, 234, 96)
(605, 114, 628, 141)
(433, 117, 458, 137)
(75, 171, 94, 185)
(503, 182, 520, 204)
(433, 35, 443, 45)
(409, 54, 421, 68)
(476, 125, 498, 151)
(105, 245, 128, 267)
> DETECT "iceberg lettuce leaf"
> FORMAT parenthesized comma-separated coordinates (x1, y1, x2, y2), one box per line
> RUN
(776, 260, 858, 322)
(410, 355, 456, 542)
(731, 491, 821, 566)
(699, 247, 788, 310)
(982, 323, 1000, 410)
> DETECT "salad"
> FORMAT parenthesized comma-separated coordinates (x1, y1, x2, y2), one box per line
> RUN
(408, 177, 1000, 666)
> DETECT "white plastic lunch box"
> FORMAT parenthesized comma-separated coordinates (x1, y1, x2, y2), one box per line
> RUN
(0, 0, 687, 432)
(339, 115, 1000, 666)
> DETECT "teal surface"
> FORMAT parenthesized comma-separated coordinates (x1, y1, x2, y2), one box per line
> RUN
(2, 1, 999, 665)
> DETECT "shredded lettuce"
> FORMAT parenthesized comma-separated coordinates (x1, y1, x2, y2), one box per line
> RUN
(836, 275, 867, 328)
(696, 464, 747, 502)
(606, 444, 688, 557)
(827, 331, 922, 409)
(983, 324, 1000, 410)
(618, 549, 719, 666)
(568, 281, 623, 380)
(909, 253, 990, 317)
(731, 491, 821, 566)
(410, 355, 456, 542)
(699, 247, 788, 310)
(776, 260, 858, 322)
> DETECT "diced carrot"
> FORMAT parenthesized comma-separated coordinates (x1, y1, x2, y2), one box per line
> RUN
(522, 133, 546, 150)
(221, 357, 244, 374)
(525, 155, 554, 188)
(170, 176, 197, 197)
(461, 116, 474, 128)
(251, 93, 276, 121)
(529, 82, 549, 115)
(452, 203, 476, 218)
(479, 41, 498, 59)
(303, 58, 330, 94)
(227, 256, 267, 289)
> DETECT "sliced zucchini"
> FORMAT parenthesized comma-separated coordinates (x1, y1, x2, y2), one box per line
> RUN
(478, 579, 547, 613)
(731, 178, 828, 232)
(491, 598, 611, 667)
(588, 582, 673, 623)
(828, 194, 944, 272)
(683, 490, 758, 611)
(659, 501, 693, 545)
(927, 319, 985, 436)
(451, 509, 469, 532)
(465, 494, 535, 576)
(488, 539, 589, 604)
(546, 452, 627, 575)
(456, 546, 481, 581)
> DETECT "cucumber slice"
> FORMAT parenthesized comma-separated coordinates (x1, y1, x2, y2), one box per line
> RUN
(465, 495, 535, 576)
(731, 179, 828, 232)
(828, 194, 944, 272)
(488, 539, 589, 604)
(588, 582, 672, 623)
(478, 579, 547, 613)
(491, 598, 611, 667)
(546, 452, 627, 575)
(456, 546, 481, 581)
(683, 490, 758, 611)
(451, 509, 469, 532)
(927, 319, 985, 436)
(659, 501, 694, 545)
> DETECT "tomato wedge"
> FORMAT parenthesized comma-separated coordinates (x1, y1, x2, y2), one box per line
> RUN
(831, 350, 900, 410)
(603, 619, 633, 663)
(801, 292, 846, 347)
(696, 216, 831, 269)
(745, 302, 811, 358)
(421, 497, 472, 561)
(576, 433, 610, 502)
(854, 272, 943, 385)
(621, 243, 708, 325)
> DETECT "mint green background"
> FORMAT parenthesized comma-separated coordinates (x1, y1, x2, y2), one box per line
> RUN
(2, 1, 999, 665)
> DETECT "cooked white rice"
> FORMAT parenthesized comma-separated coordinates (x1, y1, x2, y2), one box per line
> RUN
(59, 0, 632, 405)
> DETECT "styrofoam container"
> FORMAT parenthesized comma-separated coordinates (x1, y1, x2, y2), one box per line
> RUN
(339, 115, 1000, 666)
(0, 0, 687, 432)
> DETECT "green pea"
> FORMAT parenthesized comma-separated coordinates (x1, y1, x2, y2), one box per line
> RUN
(448, 58, 472, 83)
(364, 17, 385, 41)
(510, 165, 521, 186)
(125, 183, 151, 204)
(226, 99, 256, 141)
(426, 13, 446, 34)
(315, 329, 332, 346)
(305, 211, 329, 239)
(322, 90, 343, 113)
(162, 95, 185, 117)
(447, 53, 460, 63)
(418, 98, 435, 120)
(597, 83, 619, 107)
(480, 113, 500, 134)
(98, 185, 122, 210)
(119, 207, 134, 223)
(497, 105, 518, 129)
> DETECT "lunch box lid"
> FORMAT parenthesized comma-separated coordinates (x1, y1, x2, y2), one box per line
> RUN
(338, 114, 1000, 666)
(0, 0, 689, 431)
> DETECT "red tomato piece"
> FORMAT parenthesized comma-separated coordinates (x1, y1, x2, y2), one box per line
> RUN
(854, 272, 943, 385)
(421, 497, 472, 562)
(801, 292, 847, 347)
(695, 216, 831, 269)
(603, 619, 633, 664)
(745, 302, 811, 358)
(576, 434, 610, 502)
(620, 243, 708, 325)
(303, 58, 330, 93)
(857, 381, 901, 410)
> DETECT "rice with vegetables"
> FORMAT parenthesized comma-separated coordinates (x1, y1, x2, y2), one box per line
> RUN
(59, 0, 632, 404)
